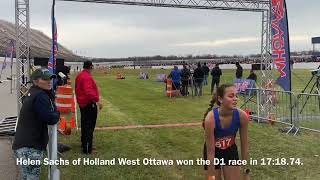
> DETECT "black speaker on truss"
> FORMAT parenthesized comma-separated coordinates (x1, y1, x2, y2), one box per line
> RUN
(252, 63, 267, 70)
(33, 57, 68, 85)
(33, 57, 64, 67)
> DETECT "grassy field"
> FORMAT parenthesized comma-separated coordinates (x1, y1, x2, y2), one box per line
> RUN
(41, 68, 320, 180)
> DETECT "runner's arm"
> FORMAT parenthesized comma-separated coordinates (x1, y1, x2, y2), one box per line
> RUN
(205, 111, 215, 177)
(239, 109, 249, 162)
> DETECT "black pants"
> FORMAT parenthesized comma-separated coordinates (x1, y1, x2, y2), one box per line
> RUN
(211, 78, 220, 94)
(172, 82, 181, 90)
(181, 80, 189, 96)
(80, 102, 97, 154)
(195, 82, 203, 96)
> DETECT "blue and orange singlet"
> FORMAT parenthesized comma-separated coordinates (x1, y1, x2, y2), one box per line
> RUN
(213, 107, 241, 150)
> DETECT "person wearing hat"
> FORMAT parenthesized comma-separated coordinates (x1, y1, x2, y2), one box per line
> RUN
(75, 61, 103, 154)
(12, 68, 60, 180)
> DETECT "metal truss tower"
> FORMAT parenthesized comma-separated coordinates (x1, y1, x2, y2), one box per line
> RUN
(16, 0, 274, 118)
(58, 0, 274, 119)
(15, 0, 30, 111)
(260, 9, 273, 119)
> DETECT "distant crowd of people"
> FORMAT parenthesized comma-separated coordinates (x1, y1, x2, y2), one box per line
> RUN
(167, 62, 257, 97)
(126, 55, 317, 67)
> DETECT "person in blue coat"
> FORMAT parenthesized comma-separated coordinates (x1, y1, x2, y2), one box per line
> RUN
(168, 66, 181, 90)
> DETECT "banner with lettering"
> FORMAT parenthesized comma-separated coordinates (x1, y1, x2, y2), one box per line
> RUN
(234, 79, 256, 96)
(271, 0, 291, 91)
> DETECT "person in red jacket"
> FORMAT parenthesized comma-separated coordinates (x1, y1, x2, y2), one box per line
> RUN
(75, 61, 103, 154)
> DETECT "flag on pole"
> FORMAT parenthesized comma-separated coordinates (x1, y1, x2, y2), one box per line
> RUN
(48, 1, 60, 179)
(271, 0, 292, 91)
(48, 1, 58, 74)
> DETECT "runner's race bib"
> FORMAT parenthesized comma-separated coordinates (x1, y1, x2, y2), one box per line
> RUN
(215, 136, 235, 150)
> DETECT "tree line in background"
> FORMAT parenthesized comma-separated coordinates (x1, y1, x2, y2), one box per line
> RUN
(88, 50, 318, 63)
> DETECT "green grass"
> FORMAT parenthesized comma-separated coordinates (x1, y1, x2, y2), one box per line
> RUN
(298, 120, 320, 131)
(40, 68, 320, 180)
(76, 69, 313, 127)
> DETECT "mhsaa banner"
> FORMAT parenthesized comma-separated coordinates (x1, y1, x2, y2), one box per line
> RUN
(271, 0, 291, 91)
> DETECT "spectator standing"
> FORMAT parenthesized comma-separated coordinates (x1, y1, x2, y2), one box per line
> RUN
(235, 62, 243, 79)
(211, 64, 222, 94)
(247, 69, 257, 82)
(168, 66, 181, 90)
(202, 62, 210, 86)
(193, 62, 205, 96)
(181, 64, 191, 96)
(75, 61, 103, 154)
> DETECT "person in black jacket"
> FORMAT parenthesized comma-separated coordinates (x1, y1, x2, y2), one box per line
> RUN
(193, 62, 205, 96)
(235, 62, 243, 79)
(12, 68, 60, 180)
(202, 62, 210, 86)
(210, 64, 222, 94)
(181, 64, 191, 96)
(247, 69, 257, 82)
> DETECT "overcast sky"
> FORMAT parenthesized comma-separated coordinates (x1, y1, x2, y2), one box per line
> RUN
(1, 0, 319, 58)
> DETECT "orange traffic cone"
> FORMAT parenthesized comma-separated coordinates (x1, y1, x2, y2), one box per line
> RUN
(64, 126, 71, 135)
(60, 116, 67, 130)
(70, 115, 76, 129)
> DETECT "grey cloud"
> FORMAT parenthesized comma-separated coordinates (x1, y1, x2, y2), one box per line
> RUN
(0, 0, 320, 58)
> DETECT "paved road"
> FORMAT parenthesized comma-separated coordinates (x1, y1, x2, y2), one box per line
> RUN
(0, 63, 19, 180)
(0, 137, 19, 180)
(0, 61, 17, 121)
